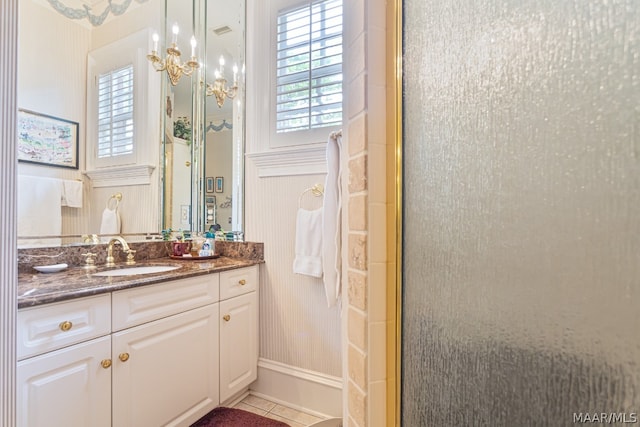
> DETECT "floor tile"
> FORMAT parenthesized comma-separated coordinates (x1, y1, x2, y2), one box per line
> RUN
(264, 412, 306, 427)
(233, 402, 268, 416)
(269, 404, 324, 425)
(241, 394, 277, 412)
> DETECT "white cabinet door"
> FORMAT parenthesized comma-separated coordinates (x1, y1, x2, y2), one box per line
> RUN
(112, 303, 219, 427)
(17, 335, 112, 427)
(219, 291, 258, 403)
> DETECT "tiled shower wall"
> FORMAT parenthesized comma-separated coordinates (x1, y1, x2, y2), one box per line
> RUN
(343, 0, 390, 425)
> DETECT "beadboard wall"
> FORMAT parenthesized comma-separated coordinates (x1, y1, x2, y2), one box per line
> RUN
(17, 0, 91, 237)
(89, 183, 160, 233)
(245, 162, 342, 378)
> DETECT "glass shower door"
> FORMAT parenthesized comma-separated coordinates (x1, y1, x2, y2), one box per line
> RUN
(401, 0, 640, 425)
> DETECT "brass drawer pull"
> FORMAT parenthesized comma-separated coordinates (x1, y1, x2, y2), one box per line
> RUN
(238, 279, 246, 286)
(119, 353, 130, 362)
(223, 315, 231, 322)
(59, 321, 73, 332)
(101, 359, 112, 369)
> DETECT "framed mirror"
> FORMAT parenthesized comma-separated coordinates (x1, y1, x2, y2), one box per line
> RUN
(161, 0, 245, 237)
(16, 0, 245, 247)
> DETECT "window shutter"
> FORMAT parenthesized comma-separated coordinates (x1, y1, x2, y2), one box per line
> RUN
(97, 65, 134, 158)
(276, 0, 343, 133)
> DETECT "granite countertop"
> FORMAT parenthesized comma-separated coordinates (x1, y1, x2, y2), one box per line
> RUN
(18, 256, 263, 309)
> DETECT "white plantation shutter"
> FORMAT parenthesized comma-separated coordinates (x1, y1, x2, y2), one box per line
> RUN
(97, 65, 134, 158)
(276, 0, 343, 133)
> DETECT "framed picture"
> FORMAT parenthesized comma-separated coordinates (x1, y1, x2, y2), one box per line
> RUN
(215, 177, 224, 193)
(205, 196, 216, 204)
(17, 109, 79, 169)
(206, 177, 214, 193)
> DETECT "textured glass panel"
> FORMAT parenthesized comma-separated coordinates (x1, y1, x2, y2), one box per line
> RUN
(402, 1, 640, 425)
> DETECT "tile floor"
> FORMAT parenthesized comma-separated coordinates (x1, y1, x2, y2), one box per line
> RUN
(232, 394, 326, 427)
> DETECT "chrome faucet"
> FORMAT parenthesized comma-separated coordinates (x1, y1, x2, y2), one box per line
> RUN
(105, 236, 136, 267)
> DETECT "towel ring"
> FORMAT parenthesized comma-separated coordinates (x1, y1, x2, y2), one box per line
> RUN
(298, 184, 324, 208)
(107, 193, 122, 210)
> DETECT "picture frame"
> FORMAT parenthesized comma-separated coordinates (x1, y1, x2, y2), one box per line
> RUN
(17, 109, 79, 169)
(206, 177, 214, 193)
(205, 196, 216, 204)
(215, 177, 224, 193)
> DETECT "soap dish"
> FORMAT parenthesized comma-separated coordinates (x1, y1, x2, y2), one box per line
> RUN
(33, 263, 68, 273)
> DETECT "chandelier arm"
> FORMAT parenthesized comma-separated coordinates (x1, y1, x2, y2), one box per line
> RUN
(152, 60, 167, 72)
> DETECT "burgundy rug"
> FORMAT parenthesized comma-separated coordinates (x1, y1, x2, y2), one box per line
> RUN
(190, 407, 290, 427)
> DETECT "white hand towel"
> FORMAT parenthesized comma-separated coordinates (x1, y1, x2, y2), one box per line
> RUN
(61, 179, 83, 208)
(322, 133, 342, 307)
(293, 208, 323, 278)
(99, 206, 121, 235)
(17, 175, 63, 246)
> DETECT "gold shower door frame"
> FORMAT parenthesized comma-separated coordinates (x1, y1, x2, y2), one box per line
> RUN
(387, 0, 402, 425)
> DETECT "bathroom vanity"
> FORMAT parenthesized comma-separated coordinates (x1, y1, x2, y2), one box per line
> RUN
(17, 257, 260, 427)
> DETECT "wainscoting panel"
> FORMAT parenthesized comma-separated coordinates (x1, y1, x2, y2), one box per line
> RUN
(245, 162, 342, 378)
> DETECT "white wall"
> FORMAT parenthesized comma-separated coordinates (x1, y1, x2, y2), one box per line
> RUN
(246, 165, 342, 377)
(17, 0, 91, 236)
(244, 0, 343, 415)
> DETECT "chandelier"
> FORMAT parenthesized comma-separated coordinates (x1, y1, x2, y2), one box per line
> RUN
(206, 56, 239, 108)
(147, 24, 199, 86)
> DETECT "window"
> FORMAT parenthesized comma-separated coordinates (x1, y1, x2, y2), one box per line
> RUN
(97, 64, 134, 158)
(276, 0, 343, 133)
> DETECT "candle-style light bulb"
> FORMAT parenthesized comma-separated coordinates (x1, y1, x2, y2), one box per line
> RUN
(172, 23, 179, 44)
(152, 33, 159, 52)
(190, 36, 197, 57)
(232, 64, 238, 84)
(219, 55, 225, 75)
(215, 69, 221, 79)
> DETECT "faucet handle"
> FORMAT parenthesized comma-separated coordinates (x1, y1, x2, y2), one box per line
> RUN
(82, 252, 97, 269)
(125, 249, 136, 265)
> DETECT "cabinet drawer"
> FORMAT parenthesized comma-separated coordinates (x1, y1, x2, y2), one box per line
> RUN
(219, 265, 258, 301)
(112, 274, 219, 331)
(18, 294, 111, 360)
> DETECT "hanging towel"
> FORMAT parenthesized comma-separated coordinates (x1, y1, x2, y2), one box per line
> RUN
(17, 175, 63, 246)
(322, 132, 342, 307)
(61, 180, 83, 208)
(293, 208, 323, 278)
(99, 199, 121, 235)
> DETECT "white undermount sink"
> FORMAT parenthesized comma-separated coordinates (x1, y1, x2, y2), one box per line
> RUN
(93, 265, 180, 277)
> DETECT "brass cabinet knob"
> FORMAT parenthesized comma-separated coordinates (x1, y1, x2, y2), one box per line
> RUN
(223, 314, 231, 322)
(238, 279, 246, 286)
(185, 161, 191, 167)
(101, 359, 112, 369)
(59, 321, 73, 332)
(119, 353, 130, 362)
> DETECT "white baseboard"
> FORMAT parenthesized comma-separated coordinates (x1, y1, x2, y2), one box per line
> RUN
(250, 358, 343, 418)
